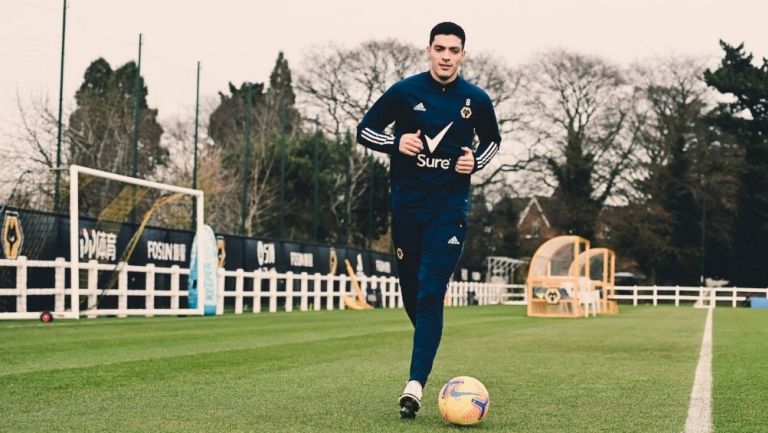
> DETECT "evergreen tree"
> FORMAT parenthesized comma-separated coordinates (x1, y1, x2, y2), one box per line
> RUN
(207, 53, 302, 236)
(207, 53, 391, 245)
(608, 58, 739, 284)
(461, 193, 521, 270)
(704, 42, 768, 286)
(462, 191, 494, 270)
(490, 196, 521, 258)
(68, 58, 165, 177)
(267, 51, 301, 137)
(67, 58, 165, 217)
(283, 132, 390, 245)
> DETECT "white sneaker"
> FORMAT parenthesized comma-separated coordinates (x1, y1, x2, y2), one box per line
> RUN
(398, 380, 422, 419)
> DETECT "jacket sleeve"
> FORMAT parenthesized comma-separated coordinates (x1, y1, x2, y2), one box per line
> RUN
(356, 85, 400, 155)
(472, 94, 502, 173)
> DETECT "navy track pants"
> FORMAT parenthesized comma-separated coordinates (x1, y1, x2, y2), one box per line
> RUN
(392, 208, 468, 386)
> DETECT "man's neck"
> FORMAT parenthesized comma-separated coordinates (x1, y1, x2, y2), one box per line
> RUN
(429, 68, 458, 85)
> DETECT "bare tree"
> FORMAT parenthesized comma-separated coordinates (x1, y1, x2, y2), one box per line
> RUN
(461, 53, 531, 197)
(297, 40, 424, 138)
(630, 57, 712, 171)
(462, 52, 525, 135)
(7, 94, 60, 170)
(206, 83, 282, 236)
(0, 93, 69, 211)
(158, 97, 243, 232)
(520, 49, 640, 238)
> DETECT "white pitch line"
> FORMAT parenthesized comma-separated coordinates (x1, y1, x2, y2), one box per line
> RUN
(684, 306, 714, 433)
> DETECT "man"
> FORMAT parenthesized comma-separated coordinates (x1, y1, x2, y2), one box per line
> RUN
(356, 22, 501, 419)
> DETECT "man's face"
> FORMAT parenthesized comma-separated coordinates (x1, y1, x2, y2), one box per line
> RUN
(427, 34, 465, 83)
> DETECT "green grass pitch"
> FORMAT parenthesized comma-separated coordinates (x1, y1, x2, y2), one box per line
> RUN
(1, 306, 766, 432)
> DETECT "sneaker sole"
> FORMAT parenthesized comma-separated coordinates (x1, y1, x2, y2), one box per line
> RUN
(398, 394, 421, 419)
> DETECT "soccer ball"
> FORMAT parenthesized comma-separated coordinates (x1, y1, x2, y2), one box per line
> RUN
(438, 376, 490, 425)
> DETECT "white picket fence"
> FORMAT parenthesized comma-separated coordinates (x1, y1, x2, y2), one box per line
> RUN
(613, 285, 768, 308)
(2, 257, 764, 320)
(0, 257, 522, 320)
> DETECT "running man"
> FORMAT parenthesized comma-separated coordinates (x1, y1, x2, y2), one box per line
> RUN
(356, 22, 502, 419)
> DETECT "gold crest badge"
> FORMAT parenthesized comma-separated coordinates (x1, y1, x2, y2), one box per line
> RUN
(544, 287, 561, 305)
(2, 211, 23, 260)
(460, 106, 472, 119)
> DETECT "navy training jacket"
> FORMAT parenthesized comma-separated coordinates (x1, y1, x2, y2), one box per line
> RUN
(356, 71, 502, 212)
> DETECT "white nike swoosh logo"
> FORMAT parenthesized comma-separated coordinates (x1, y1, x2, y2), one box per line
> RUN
(425, 122, 453, 153)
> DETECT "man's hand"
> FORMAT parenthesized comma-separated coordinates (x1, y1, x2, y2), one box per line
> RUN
(455, 147, 474, 174)
(399, 130, 423, 156)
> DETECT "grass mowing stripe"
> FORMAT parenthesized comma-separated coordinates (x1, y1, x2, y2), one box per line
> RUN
(712, 308, 768, 433)
(0, 309, 518, 377)
(0, 310, 412, 376)
(1, 306, 706, 432)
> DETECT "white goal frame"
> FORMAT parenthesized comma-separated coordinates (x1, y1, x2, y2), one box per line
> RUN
(68, 164, 206, 318)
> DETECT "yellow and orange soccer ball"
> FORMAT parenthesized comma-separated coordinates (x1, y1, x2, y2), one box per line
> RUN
(437, 376, 490, 426)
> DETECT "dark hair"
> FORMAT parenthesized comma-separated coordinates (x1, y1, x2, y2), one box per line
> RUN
(429, 22, 466, 48)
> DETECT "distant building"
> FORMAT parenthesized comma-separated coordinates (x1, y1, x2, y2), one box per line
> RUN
(513, 196, 560, 258)
(510, 196, 637, 272)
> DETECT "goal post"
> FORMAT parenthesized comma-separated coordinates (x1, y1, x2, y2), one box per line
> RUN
(69, 164, 206, 318)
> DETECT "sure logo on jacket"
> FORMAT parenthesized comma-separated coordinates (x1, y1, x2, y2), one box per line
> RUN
(417, 122, 453, 170)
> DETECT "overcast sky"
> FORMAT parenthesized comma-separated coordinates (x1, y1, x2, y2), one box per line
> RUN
(2, 0, 767, 129)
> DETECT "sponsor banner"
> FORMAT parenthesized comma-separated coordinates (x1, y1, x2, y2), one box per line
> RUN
(1, 208, 397, 277)
(257, 239, 278, 268)
(370, 252, 393, 275)
(79, 228, 118, 262)
(146, 239, 187, 263)
(284, 242, 315, 271)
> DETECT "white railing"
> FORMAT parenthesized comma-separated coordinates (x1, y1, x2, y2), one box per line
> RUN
(612, 285, 768, 307)
(4, 257, 764, 320)
(214, 268, 402, 314)
(0, 257, 510, 319)
(500, 284, 527, 305)
(206, 269, 513, 313)
(0, 256, 191, 319)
